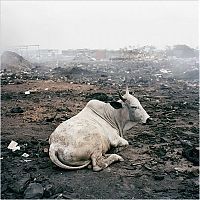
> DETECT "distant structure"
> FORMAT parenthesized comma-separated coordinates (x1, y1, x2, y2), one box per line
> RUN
(166, 45, 198, 58)
(1, 45, 197, 65)
(61, 49, 120, 61)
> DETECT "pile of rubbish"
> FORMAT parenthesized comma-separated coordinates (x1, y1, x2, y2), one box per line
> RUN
(1, 51, 33, 73)
(1, 50, 198, 88)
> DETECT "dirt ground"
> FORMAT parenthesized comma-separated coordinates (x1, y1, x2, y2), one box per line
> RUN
(1, 68, 199, 199)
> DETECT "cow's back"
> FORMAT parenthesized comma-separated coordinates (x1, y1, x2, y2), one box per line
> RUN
(49, 106, 116, 148)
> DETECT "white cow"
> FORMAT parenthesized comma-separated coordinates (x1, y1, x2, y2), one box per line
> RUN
(49, 87, 150, 171)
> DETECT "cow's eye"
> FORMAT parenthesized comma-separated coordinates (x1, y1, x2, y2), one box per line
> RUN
(131, 105, 138, 109)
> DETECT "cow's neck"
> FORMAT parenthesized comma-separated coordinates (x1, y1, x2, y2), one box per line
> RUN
(87, 101, 128, 137)
(103, 104, 129, 137)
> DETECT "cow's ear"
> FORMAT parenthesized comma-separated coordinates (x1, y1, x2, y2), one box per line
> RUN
(109, 102, 122, 109)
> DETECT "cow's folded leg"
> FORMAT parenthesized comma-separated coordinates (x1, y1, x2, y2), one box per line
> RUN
(104, 154, 124, 163)
(91, 152, 104, 172)
(94, 154, 124, 171)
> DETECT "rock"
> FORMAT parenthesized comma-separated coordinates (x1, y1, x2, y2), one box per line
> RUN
(153, 174, 165, 180)
(44, 184, 54, 198)
(182, 147, 199, 166)
(24, 183, 44, 199)
(54, 185, 64, 194)
(45, 113, 57, 122)
(2, 183, 8, 193)
(180, 139, 193, 147)
(10, 107, 24, 113)
(56, 107, 72, 112)
(9, 173, 31, 193)
(160, 84, 170, 90)
(182, 131, 196, 136)
(86, 92, 112, 102)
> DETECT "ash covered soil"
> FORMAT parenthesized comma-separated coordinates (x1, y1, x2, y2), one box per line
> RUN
(1, 60, 199, 199)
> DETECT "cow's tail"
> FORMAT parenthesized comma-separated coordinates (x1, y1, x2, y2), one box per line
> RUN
(49, 144, 90, 170)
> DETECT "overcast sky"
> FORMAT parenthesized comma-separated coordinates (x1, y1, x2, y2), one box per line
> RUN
(0, 1, 199, 50)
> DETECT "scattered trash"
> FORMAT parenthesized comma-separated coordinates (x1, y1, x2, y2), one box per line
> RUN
(22, 160, 32, 163)
(144, 164, 152, 170)
(174, 167, 186, 173)
(160, 83, 171, 90)
(160, 69, 171, 74)
(43, 148, 48, 153)
(22, 153, 29, 158)
(25, 91, 30, 95)
(7, 140, 20, 152)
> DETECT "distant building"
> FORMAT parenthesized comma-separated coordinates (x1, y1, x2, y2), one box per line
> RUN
(167, 45, 197, 58)
(62, 49, 76, 57)
(94, 50, 107, 60)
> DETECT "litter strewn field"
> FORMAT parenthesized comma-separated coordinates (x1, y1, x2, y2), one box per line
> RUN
(1, 51, 199, 199)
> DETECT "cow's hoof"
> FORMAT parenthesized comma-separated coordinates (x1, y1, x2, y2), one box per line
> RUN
(119, 139, 129, 147)
(87, 164, 92, 169)
(116, 155, 124, 162)
(124, 141, 129, 146)
(118, 157, 124, 162)
(93, 166, 102, 172)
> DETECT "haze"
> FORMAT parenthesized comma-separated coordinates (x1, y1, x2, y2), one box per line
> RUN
(0, 1, 199, 50)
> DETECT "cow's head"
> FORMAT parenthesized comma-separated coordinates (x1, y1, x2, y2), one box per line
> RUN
(117, 86, 150, 124)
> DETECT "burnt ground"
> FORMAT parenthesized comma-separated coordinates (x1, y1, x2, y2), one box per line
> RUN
(1, 63, 199, 199)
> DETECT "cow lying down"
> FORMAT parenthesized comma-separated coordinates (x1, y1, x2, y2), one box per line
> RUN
(49, 87, 150, 171)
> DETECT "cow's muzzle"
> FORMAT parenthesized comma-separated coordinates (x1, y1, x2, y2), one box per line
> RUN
(145, 117, 153, 125)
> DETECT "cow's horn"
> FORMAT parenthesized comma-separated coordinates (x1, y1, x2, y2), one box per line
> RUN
(118, 91, 126, 102)
(126, 85, 129, 95)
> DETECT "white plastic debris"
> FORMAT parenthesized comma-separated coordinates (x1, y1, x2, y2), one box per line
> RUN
(7, 140, 20, 152)
(25, 91, 31, 95)
(160, 69, 168, 74)
(174, 167, 185, 173)
(43, 148, 48, 153)
(22, 153, 29, 158)
(44, 88, 49, 91)
(23, 160, 32, 162)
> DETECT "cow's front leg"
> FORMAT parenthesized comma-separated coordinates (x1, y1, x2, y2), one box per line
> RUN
(117, 137, 129, 147)
(111, 136, 129, 147)
(110, 137, 129, 154)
